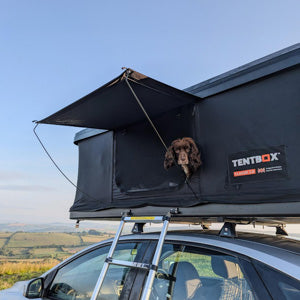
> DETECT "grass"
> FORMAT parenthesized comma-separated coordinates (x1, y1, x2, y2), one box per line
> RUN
(30, 248, 69, 260)
(0, 260, 58, 275)
(62, 246, 88, 254)
(0, 231, 114, 290)
(7, 232, 82, 248)
(0, 233, 11, 248)
(0, 233, 12, 238)
(81, 234, 110, 243)
(0, 260, 59, 290)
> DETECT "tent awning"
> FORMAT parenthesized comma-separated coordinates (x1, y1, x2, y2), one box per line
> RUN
(38, 69, 201, 130)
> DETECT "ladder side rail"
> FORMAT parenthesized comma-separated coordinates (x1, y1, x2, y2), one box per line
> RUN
(140, 216, 170, 300)
(106, 218, 126, 259)
(90, 218, 126, 300)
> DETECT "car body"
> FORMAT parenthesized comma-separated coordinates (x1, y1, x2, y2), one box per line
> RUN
(0, 229, 299, 300)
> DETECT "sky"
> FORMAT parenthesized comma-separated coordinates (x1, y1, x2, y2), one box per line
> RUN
(0, 1, 299, 225)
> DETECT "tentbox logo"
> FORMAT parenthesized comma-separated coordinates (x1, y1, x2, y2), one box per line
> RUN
(228, 146, 288, 184)
(232, 152, 280, 167)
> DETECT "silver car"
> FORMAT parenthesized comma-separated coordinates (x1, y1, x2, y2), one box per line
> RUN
(1, 229, 299, 300)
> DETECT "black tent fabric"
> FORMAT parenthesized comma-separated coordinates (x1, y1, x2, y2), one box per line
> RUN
(35, 57, 300, 220)
(38, 69, 200, 130)
(70, 65, 300, 217)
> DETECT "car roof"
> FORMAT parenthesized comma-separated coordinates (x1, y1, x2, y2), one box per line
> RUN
(129, 229, 300, 254)
(166, 230, 300, 254)
(40, 229, 299, 281)
(119, 230, 300, 280)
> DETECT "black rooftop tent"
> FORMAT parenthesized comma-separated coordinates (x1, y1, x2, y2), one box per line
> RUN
(38, 44, 300, 223)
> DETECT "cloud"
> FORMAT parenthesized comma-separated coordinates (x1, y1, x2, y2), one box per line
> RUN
(0, 170, 59, 191)
(0, 184, 55, 191)
(0, 171, 26, 181)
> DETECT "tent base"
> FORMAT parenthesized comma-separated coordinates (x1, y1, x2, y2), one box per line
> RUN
(70, 201, 300, 224)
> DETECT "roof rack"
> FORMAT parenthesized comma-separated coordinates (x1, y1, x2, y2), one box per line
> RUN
(218, 220, 289, 238)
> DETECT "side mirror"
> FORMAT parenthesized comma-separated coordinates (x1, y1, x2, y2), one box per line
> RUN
(24, 278, 44, 299)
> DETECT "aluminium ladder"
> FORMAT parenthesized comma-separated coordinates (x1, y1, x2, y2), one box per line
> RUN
(90, 211, 172, 300)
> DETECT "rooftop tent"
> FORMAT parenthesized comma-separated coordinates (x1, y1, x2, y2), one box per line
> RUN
(69, 61, 300, 222)
(37, 44, 300, 222)
(38, 68, 200, 130)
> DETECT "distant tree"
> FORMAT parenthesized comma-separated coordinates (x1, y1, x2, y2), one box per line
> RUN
(88, 229, 101, 236)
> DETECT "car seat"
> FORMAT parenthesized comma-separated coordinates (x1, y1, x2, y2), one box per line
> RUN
(169, 261, 202, 300)
(211, 256, 254, 300)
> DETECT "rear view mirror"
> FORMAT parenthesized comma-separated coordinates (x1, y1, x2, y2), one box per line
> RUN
(24, 278, 44, 299)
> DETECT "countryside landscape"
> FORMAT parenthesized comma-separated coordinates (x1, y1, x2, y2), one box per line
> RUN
(0, 223, 115, 290)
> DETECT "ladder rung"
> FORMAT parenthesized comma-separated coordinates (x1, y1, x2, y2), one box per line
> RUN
(123, 216, 165, 223)
(106, 258, 154, 270)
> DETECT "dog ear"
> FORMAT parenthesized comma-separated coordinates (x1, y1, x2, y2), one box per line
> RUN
(164, 145, 175, 169)
(186, 138, 202, 172)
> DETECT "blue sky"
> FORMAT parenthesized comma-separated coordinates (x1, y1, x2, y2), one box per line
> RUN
(0, 1, 299, 223)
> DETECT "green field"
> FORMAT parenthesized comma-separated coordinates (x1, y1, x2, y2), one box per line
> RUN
(81, 234, 111, 243)
(0, 232, 10, 248)
(0, 231, 113, 290)
(0, 233, 12, 238)
(7, 232, 82, 248)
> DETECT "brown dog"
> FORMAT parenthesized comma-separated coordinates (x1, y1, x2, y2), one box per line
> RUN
(164, 137, 202, 178)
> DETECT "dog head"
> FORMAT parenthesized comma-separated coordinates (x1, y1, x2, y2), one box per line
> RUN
(164, 137, 202, 177)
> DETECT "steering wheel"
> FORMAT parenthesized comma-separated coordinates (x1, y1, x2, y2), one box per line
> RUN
(66, 287, 77, 300)
(52, 283, 77, 300)
(150, 269, 172, 299)
(156, 268, 169, 280)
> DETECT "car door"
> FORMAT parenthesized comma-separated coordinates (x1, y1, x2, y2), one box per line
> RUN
(146, 241, 271, 300)
(253, 261, 300, 300)
(41, 240, 149, 300)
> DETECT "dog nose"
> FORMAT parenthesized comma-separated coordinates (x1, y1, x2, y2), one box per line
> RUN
(180, 152, 187, 160)
(178, 151, 189, 164)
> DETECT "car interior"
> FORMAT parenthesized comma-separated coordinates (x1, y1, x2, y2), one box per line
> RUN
(150, 253, 255, 300)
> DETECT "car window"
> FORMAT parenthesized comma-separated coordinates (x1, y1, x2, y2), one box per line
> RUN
(149, 243, 255, 300)
(47, 242, 145, 300)
(254, 261, 300, 300)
